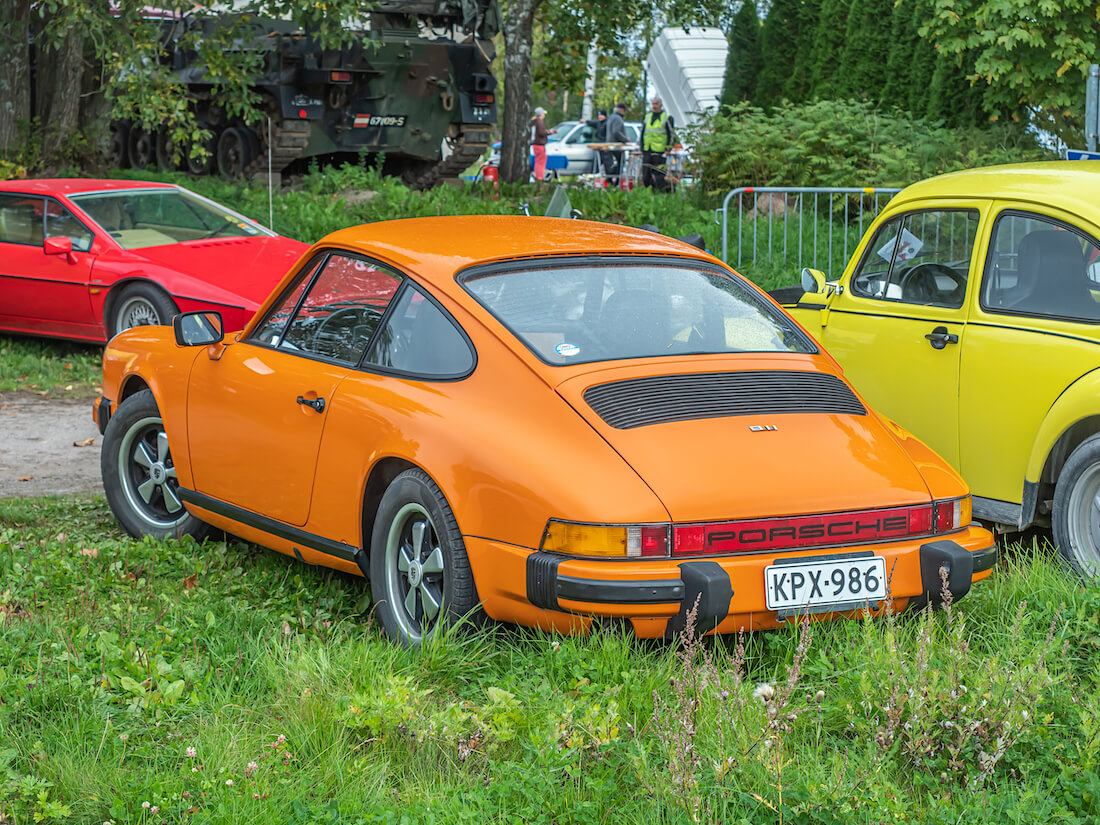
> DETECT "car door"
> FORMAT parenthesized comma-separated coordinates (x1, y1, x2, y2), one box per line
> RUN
(185, 251, 405, 526)
(0, 194, 99, 333)
(789, 204, 986, 470)
(958, 206, 1100, 505)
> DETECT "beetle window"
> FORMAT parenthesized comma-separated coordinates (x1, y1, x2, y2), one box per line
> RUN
(463, 258, 814, 365)
(850, 210, 979, 308)
(278, 254, 403, 364)
(981, 212, 1100, 322)
(364, 285, 473, 377)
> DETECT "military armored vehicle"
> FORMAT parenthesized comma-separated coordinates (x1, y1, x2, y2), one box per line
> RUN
(110, 0, 499, 188)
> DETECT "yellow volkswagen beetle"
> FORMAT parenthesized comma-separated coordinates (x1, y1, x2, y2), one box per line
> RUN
(787, 162, 1100, 576)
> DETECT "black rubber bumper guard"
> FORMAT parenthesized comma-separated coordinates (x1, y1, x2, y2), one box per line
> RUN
(527, 539, 998, 635)
(527, 552, 734, 639)
(908, 539, 997, 612)
(95, 395, 112, 435)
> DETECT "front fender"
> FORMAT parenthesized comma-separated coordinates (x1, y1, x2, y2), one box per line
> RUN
(101, 327, 205, 488)
(1025, 367, 1100, 483)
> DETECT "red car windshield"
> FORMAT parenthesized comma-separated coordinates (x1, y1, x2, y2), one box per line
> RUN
(70, 188, 270, 249)
(462, 258, 816, 365)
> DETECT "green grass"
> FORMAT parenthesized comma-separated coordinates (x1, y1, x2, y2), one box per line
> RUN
(1, 495, 1098, 824)
(0, 336, 102, 398)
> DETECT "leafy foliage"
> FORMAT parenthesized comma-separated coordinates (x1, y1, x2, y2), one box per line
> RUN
(719, 2, 762, 108)
(690, 99, 1053, 193)
(923, 0, 1100, 143)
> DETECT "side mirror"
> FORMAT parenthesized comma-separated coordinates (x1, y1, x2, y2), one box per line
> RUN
(800, 267, 827, 294)
(173, 311, 224, 346)
(44, 236, 78, 264)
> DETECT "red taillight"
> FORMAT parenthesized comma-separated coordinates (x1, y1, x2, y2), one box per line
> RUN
(298, 108, 308, 118)
(475, 93, 494, 104)
(908, 503, 933, 534)
(330, 70, 352, 82)
(626, 525, 669, 558)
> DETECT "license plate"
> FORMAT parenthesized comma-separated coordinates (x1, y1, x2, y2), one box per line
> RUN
(764, 554, 887, 614)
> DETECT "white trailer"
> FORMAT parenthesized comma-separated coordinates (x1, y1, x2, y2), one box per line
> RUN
(644, 27, 728, 130)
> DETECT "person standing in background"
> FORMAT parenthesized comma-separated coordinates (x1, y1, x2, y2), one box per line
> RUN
(605, 102, 628, 186)
(641, 97, 675, 191)
(530, 107, 549, 183)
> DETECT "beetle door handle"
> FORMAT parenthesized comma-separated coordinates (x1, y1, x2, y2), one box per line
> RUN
(924, 326, 959, 350)
(296, 395, 326, 413)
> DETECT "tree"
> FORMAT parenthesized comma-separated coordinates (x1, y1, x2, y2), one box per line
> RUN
(0, 0, 387, 172)
(498, 0, 724, 183)
(753, 0, 801, 106)
(806, 0, 846, 98)
(834, 0, 894, 101)
(923, 0, 1100, 142)
(720, 2, 761, 108)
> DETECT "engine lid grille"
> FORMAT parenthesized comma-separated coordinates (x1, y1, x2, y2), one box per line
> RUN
(583, 370, 866, 429)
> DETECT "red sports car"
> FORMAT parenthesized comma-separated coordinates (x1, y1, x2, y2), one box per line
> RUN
(0, 179, 308, 342)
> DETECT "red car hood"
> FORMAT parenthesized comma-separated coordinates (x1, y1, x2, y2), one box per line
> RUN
(130, 236, 307, 309)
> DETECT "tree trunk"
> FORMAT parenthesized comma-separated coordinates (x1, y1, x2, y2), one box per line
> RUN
(35, 23, 86, 169)
(500, 0, 542, 183)
(0, 0, 32, 153)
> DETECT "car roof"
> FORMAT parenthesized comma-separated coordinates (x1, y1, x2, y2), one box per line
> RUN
(315, 216, 715, 296)
(894, 161, 1100, 219)
(0, 179, 177, 196)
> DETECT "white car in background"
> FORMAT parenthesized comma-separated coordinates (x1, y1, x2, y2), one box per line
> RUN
(545, 120, 643, 177)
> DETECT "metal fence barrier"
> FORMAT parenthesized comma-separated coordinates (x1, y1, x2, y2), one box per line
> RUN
(716, 186, 904, 277)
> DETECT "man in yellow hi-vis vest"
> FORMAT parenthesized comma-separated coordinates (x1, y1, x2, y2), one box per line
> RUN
(641, 97, 675, 191)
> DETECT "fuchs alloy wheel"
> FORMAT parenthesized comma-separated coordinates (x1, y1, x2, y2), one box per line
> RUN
(108, 283, 179, 337)
(102, 390, 210, 541)
(370, 469, 481, 647)
(1053, 434, 1100, 578)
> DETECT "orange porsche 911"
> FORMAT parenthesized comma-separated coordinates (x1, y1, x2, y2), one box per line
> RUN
(93, 217, 996, 646)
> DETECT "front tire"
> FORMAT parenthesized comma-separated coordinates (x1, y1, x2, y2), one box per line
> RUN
(108, 283, 179, 338)
(102, 390, 211, 541)
(369, 469, 481, 647)
(1053, 434, 1100, 578)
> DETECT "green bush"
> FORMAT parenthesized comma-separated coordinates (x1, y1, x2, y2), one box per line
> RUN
(690, 99, 1055, 195)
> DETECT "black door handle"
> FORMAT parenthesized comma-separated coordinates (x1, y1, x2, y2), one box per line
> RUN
(924, 326, 959, 350)
(296, 395, 326, 413)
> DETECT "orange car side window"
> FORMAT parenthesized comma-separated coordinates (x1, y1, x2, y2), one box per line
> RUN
(251, 257, 323, 347)
(279, 254, 403, 364)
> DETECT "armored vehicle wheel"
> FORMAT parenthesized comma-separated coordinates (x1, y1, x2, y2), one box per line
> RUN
(128, 127, 155, 169)
(156, 130, 181, 171)
(186, 126, 217, 175)
(216, 127, 256, 179)
(109, 123, 130, 168)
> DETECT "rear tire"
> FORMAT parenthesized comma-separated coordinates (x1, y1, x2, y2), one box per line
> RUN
(1053, 434, 1100, 578)
(102, 390, 211, 541)
(369, 469, 481, 647)
(108, 283, 179, 338)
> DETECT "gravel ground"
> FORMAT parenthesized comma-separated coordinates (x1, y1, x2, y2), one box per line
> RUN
(0, 392, 102, 498)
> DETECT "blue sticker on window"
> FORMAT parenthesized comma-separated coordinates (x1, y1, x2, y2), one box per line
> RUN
(555, 342, 580, 357)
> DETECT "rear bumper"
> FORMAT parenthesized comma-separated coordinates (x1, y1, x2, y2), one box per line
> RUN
(465, 525, 996, 639)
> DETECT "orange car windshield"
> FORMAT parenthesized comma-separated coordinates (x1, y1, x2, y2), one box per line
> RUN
(463, 259, 815, 365)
